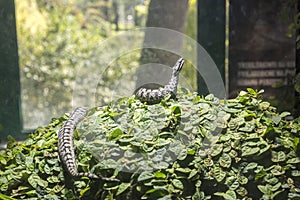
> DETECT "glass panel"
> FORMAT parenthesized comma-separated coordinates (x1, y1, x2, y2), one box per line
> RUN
(229, 0, 296, 112)
(15, 0, 198, 130)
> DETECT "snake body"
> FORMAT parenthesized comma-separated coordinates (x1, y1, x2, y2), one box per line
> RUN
(135, 57, 184, 104)
(58, 58, 184, 180)
(58, 107, 119, 181)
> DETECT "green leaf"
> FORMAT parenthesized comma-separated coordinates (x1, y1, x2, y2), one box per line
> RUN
(291, 170, 300, 177)
(213, 167, 226, 182)
(224, 190, 237, 200)
(203, 113, 217, 121)
(25, 157, 33, 166)
(15, 152, 25, 165)
(210, 144, 223, 157)
(228, 179, 239, 190)
(157, 195, 172, 200)
(47, 176, 60, 183)
(259, 101, 270, 110)
(271, 165, 285, 176)
(188, 169, 198, 179)
(170, 105, 181, 116)
(205, 94, 215, 101)
(44, 164, 52, 175)
(258, 185, 271, 195)
(239, 123, 255, 132)
(238, 176, 248, 185)
(242, 146, 260, 157)
(0, 157, 6, 165)
(154, 172, 166, 179)
(138, 172, 154, 182)
(271, 182, 281, 192)
(25, 190, 36, 197)
(236, 187, 248, 197)
(0, 193, 17, 200)
(28, 174, 38, 188)
(116, 183, 131, 196)
(52, 184, 64, 193)
(215, 190, 237, 200)
(176, 168, 191, 174)
(219, 154, 232, 168)
(271, 151, 286, 162)
(108, 128, 123, 140)
(255, 169, 267, 180)
(177, 148, 187, 160)
(271, 115, 281, 125)
(172, 179, 183, 190)
(280, 112, 291, 118)
(36, 139, 45, 148)
(287, 158, 300, 164)
(264, 175, 278, 185)
(203, 158, 214, 167)
(28, 173, 48, 188)
(247, 88, 257, 96)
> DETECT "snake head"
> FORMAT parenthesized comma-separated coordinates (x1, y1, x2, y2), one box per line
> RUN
(173, 57, 184, 74)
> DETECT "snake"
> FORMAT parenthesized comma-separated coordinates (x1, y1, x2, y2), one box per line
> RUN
(58, 57, 184, 181)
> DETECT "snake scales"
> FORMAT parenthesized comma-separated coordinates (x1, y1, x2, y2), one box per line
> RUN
(58, 58, 184, 181)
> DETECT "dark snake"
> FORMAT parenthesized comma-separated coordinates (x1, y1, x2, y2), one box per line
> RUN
(58, 58, 184, 181)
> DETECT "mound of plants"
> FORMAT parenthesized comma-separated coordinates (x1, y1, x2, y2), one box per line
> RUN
(0, 89, 299, 200)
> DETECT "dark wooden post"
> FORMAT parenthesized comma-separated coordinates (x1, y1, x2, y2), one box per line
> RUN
(295, 0, 300, 117)
(197, 0, 226, 96)
(0, 0, 22, 140)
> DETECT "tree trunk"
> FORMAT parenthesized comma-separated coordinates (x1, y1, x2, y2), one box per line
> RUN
(0, 0, 22, 139)
(112, 0, 119, 31)
(136, 0, 189, 89)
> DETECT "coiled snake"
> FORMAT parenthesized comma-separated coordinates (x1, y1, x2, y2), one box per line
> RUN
(58, 58, 184, 181)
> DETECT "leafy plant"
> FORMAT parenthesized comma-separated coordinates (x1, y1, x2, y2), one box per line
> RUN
(0, 89, 299, 199)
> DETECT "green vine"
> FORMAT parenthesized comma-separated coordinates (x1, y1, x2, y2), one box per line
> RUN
(0, 89, 299, 199)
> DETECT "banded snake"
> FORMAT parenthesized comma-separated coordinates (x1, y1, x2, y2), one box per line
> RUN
(58, 58, 184, 181)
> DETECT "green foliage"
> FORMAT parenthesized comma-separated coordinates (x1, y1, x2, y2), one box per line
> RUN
(1, 89, 300, 199)
(16, 0, 113, 128)
(16, 0, 144, 129)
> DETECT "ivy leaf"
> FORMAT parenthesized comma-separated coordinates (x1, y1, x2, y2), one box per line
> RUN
(172, 179, 183, 190)
(291, 170, 300, 177)
(28, 174, 48, 188)
(247, 88, 257, 96)
(138, 172, 154, 182)
(271, 151, 286, 162)
(280, 112, 291, 118)
(0, 193, 17, 200)
(215, 190, 237, 200)
(188, 169, 198, 179)
(108, 128, 123, 140)
(154, 172, 167, 179)
(210, 144, 223, 157)
(15, 152, 25, 165)
(236, 187, 248, 197)
(213, 167, 226, 182)
(258, 185, 271, 195)
(287, 158, 300, 164)
(170, 105, 181, 116)
(219, 154, 232, 168)
(116, 183, 131, 196)
(271, 115, 281, 125)
(242, 146, 260, 157)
